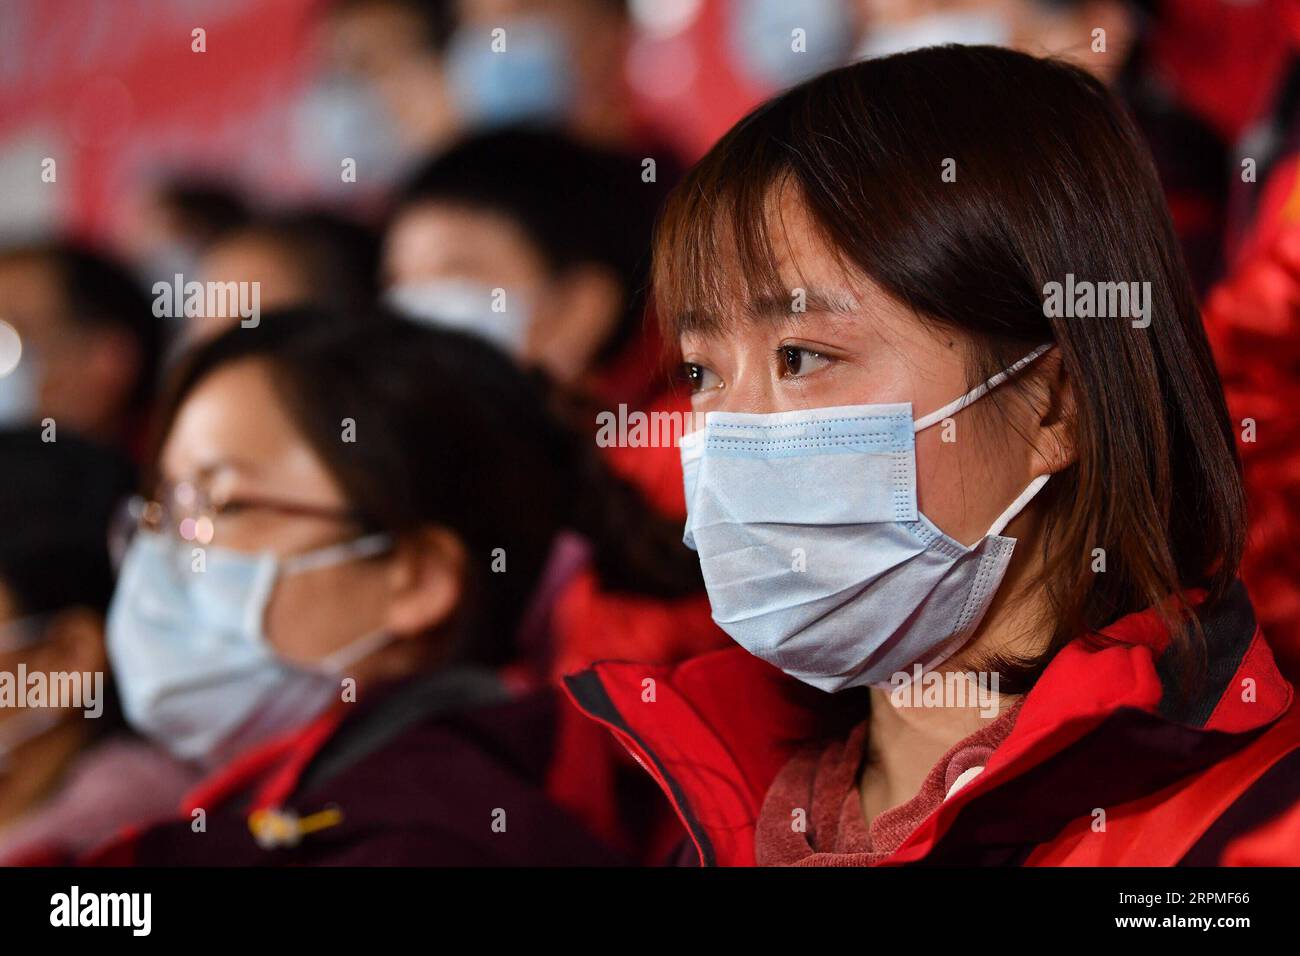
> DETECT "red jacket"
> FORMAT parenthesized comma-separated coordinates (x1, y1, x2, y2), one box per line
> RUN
(563, 581, 1300, 866)
(1204, 156, 1300, 677)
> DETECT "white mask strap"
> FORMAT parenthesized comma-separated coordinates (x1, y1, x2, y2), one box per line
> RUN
(913, 344, 1053, 433)
(314, 628, 393, 676)
(282, 533, 393, 576)
(987, 473, 1051, 538)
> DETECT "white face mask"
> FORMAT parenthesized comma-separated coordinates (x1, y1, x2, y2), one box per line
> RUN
(291, 75, 408, 191)
(681, 346, 1051, 692)
(107, 530, 394, 765)
(445, 16, 575, 128)
(0, 343, 39, 427)
(386, 278, 532, 357)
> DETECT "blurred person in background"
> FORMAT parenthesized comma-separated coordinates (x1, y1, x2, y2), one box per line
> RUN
(89, 312, 702, 865)
(0, 429, 200, 866)
(192, 209, 381, 342)
(302, 0, 461, 189)
(1198, 9, 1300, 680)
(384, 126, 673, 405)
(1001, 0, 1230, 291)
(731, 0, 1229, 290)
(0, 242, 164, 460)
(116, 179, 250, 293)
(847, 0, 1229, 289)
(384, 127, 728, 860)
(449, 0, 641, 149)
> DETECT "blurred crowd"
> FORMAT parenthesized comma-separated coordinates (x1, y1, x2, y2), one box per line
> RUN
(0, 0, 1298, 865)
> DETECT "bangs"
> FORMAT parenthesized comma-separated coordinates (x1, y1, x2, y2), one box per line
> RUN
(650, 75, 889, 349)
(651, 116, 812, 344)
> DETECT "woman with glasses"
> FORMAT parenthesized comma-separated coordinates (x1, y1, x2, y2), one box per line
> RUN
(90, 309, 700, 865)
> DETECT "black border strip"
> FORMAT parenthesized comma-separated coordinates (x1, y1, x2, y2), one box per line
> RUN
(1178, 747, 1300, 865)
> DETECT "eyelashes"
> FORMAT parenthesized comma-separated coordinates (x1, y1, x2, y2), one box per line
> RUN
(680, 346, 835, 394)
(680, 361, 721, 393)
(775, 345, 832, 378)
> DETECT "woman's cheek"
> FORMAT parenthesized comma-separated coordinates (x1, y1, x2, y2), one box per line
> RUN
(263, 568, 358, 665)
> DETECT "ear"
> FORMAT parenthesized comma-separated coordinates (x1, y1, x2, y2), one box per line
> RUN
(41, 607, 108, 676)
(527, 265, 623, 383)
(382, 527, 466, 641)
(1027, 349, 1077, 478)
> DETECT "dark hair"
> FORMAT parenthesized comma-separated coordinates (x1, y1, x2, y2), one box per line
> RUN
(220, 209, 381, 317)
(0, 428, 135, 617)
(328, 0, 458, 54)
(653, 46, 1246, 696)
(154, 180, 250, 243)
(147, 310, 701, 667)
(393, 126, 677, 362)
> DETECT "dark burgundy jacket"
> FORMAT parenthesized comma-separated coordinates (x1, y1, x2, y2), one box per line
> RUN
(85, 670, 625, 866)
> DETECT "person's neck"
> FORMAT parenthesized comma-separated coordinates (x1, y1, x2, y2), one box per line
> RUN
(858, 549, 1053, 826)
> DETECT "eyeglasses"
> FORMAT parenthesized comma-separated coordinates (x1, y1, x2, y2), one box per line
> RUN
(110, 480, 365, 566)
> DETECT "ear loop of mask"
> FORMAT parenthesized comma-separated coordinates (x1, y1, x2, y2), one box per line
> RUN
(311, 628, 394, 677)
(912, 344, 1053, 433)
(985, 473, 1051, 537)
(282, 532, 397, 677)
(281, 532, 393, 575)
(911, 343, 1055, 538)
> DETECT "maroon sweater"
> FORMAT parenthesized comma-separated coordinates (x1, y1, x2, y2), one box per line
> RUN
(91, 672, 626, 866)
(756, 700, 1024, 865)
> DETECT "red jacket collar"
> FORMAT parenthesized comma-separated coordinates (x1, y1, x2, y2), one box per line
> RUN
(564, 581, 1293, 865)
(180, 706, 347, 818)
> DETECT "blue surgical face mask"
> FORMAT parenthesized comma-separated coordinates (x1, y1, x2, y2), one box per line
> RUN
(292, 75, 408, 189)
(0, 343, 40, 428)
(729, 0, 858, 92)
(386, 278, 531, 357)
(680, 346, 1052, 692)
(107, 530, 393, 765)
(445, 17, 574, 127)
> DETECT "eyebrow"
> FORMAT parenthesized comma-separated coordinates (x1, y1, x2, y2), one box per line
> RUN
(173, 457, 263, 485)
(672, 287, 863, 340)
(744, 288, 861, 323)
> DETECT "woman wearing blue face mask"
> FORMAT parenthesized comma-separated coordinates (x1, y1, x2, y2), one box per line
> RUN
(89, 309, 701, 866)
(563, 46, 1300, 866)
